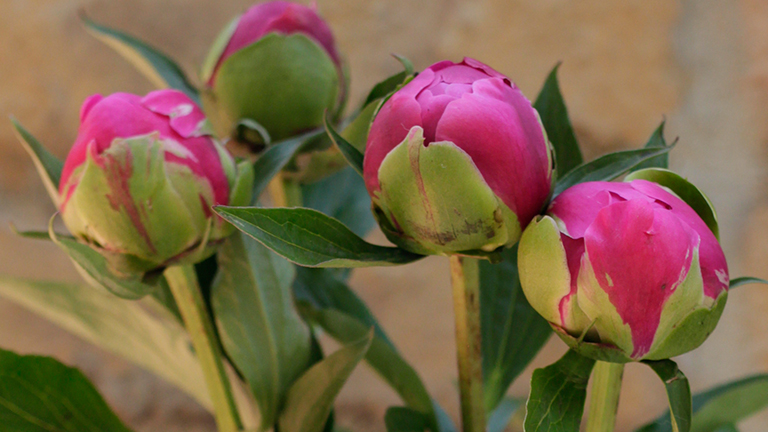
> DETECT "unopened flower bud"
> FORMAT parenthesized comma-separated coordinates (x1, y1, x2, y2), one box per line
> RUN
(518, 170, 729, 361)
(202, 0, 346, 144)
(59, 90, 253, 273)
(363, 58, 554, 255)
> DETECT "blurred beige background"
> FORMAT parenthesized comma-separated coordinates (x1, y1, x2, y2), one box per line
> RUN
(2, 0, 768, 431)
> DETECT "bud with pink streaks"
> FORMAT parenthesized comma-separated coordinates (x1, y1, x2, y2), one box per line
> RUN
(59, 90, 253, 273)
(518, 169, 729, 361)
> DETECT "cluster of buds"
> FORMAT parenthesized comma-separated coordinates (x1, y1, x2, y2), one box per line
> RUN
(53, 1, 729, 362)
(362, 57, 729, 361)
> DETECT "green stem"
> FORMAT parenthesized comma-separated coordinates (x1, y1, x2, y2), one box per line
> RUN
(586, 361, 624, 432)
(165, 265, 242, 432)
(449, 255, 485, 432)
(267, 173, 302, 207)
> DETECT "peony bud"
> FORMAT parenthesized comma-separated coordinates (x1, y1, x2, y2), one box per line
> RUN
(59, 90, 254, 273)
(201, 0, 346, 144)
(518, 170, 729, 362)
(363, 58, 554, 256)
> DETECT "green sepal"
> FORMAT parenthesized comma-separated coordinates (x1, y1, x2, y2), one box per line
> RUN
(625, 168, 719, 240)
(49, 216, 160, 300)
(517, 216, 575, 325)
(375, 126, 520, 255)
(552, 325, 635, 364)
(200, 15, 239, 84)
(644, 291, 727, 361)
(61, 134, 207, 270)
(206, 33, 340, 142)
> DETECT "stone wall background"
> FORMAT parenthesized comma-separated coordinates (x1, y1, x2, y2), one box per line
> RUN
(1, 0, 767, 431)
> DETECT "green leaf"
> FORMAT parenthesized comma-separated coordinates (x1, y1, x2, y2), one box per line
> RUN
(293, 268, 391, 346)
(488, 397, 523, 432)
(325, 113, 364, 176)
(729, 276, 768, 289)
(713, 426, 739, 432)
(636, 374, 768, 432)
(212, 233, 313, 428)
(533, 64, 583, 177)
(634, 121, 671, 170)
(480, 245, 552, 412)
(214, 206, 423, 268)
(0, 275, 211, 410)
(0, 348, 133, 432)
(301, 306, 436, 420)
(278, 331, 373, 432)
(49, 222, 159, 300)
(301, 167, 375, 239)
(10, 117, 63, 207)
(363, 55, 415, 107)
(81, 13, 199, 102)
(524, 349, 596, 432)
(385, 407, 430, 432)
(554, 145, 675, 196)
(644, 359, 692, 432)
(251, 129, 324, 203)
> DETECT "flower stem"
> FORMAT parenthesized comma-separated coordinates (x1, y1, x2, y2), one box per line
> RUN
(164, 265, 242, 432)
(267, 174, 302, 207)
(586, 361, 624, 432)
(449, 255, 485, 432)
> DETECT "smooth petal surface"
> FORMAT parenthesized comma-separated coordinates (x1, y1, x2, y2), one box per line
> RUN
(582, 199, 697, 358)
(629, 179, 728, 298)
(363, 57, 553, 253)
(434, 77, 551, 225)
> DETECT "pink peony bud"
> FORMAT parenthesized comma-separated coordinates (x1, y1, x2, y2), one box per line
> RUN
(363, 58, 554, 255)
(202, 1, 345, 143)
(518, 171, 729, 361)
(59, 90, 253, 273)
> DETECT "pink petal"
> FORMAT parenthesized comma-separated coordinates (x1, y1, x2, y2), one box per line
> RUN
(433, 77, 551, 225)
(363, 70, 435, 196)
(584, 199, 698, 358)
(559, 234, 585, 326)
(628, 179, 729, 298)
(141, 90, 209, 138)
(79, 94, 103, 123)
(61, 92, 232, 208)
